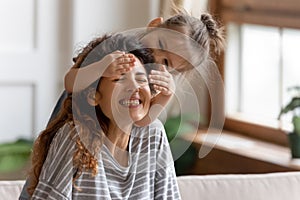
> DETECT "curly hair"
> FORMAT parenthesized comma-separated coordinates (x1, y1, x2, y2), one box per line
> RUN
(27, 34, 155, 195)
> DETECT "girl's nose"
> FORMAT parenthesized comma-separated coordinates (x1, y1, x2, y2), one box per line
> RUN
(153, 51, 164, 64)
(154, 55, 164, 65)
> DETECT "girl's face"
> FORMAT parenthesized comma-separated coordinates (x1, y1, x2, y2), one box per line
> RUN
(97, 58, 151, 125)
(141, 27, 191, 73)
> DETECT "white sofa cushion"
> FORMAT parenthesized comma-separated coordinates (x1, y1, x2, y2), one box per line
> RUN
(0, 180, 25, 200)
(177, 172, 300, 200)
(2, 172, 300, 200)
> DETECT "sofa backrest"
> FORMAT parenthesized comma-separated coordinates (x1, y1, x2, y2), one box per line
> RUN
(177, 172, 300, 200)
(2, 172, 300, 200)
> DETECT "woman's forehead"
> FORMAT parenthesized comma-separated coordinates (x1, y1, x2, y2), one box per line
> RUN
(131, 60, 146, 74)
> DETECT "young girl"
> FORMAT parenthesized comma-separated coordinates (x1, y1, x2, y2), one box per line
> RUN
(24, 34, 181, 199)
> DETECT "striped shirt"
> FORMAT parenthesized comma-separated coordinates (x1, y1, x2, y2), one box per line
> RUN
(31, 119, 181, 200)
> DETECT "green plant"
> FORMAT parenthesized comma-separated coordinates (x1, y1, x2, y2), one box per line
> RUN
(164, 114, 200, 175)
(278, 86, 300, 136)
(0, 138, 33, 172)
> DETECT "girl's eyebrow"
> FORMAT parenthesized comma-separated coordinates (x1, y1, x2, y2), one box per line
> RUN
(136, 72, 147, 76)
(158, 39, 164, 49)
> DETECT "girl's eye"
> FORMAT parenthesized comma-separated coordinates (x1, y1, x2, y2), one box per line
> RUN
(163, 59, 169, 66)
(158, 39, 164, 50)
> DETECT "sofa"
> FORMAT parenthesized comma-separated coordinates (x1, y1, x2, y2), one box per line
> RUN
(1, 172, 300, 200)
(177, 172, 300, 200)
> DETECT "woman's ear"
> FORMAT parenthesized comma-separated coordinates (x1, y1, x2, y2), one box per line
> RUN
(147, 17, 163, 28)
(87, 90, 101, 106)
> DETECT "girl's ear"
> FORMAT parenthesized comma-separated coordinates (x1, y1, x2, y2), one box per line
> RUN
(147, 17, 163, 28)
(87, 90, 101, 106)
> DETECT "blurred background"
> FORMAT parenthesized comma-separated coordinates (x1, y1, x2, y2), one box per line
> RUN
(0, 0, 207, 143)
(0, 0, 207, 179)
(1, 0, 300, 180)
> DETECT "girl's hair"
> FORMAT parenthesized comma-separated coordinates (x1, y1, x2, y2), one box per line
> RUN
(163, 13, 224, 53)
(158, 12, 225, 71)
(27, 34, 155, 195)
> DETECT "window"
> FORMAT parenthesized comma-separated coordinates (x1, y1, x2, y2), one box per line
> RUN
(209, 0, 300, 146)
(226, 24, 300, 124)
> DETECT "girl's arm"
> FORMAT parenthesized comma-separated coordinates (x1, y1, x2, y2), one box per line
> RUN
(65, 51, 135, 93)
(135, 65, 175, 127)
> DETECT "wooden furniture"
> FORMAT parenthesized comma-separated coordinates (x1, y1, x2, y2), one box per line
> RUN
(182, 130, 300, 175)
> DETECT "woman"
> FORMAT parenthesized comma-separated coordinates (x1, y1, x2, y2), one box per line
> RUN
(23, 34, 180, 199)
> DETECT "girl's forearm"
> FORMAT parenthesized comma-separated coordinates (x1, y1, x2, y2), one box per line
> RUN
(64, 59, 110, 93)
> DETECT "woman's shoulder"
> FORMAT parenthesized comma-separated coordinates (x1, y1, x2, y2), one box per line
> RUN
(51, 122, 77, 148)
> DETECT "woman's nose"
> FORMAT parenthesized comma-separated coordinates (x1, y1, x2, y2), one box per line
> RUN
(126, 80, 140, 92)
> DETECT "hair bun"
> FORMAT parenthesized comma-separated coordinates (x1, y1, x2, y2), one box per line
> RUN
(201, 13, 218, 36)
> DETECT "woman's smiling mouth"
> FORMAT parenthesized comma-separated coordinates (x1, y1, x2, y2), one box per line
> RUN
(119, 98, 142, 108)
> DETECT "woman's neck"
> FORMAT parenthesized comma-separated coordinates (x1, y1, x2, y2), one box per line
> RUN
(104, 123, 132, 166)
(107, 125, 131, 149)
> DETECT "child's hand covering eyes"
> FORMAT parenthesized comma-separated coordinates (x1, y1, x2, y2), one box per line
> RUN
(102, 51, 136, 77)
(149, 65, 175, 96)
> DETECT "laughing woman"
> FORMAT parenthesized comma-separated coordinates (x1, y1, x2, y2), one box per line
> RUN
(25, 34, 181, 199)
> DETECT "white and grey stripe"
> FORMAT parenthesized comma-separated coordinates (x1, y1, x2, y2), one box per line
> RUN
(31, 119, 181, 200)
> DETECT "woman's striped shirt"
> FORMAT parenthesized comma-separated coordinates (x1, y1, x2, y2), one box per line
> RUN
(31, 119, 181, 200)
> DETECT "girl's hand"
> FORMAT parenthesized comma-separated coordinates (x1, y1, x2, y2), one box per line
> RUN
(102, 51, 136, 77)
(149, 65, 175, 96)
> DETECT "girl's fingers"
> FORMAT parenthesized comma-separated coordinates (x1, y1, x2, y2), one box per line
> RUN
(117, 57, 135, 64)
(115, 64, 134, 74)
(110, 51, 125, 59)
(149, 77, 169, 87)
(115, 63, 133, 69)
(153, 85, 172, 95)
(150, 69, 171, 78)
(149, 74, 170, 84)
(154, 85, 167, 92)
(149, 66, 175, 95)
(104, 52, 135, 77)
(116, 54, 135, 64)
(158, 64, 168, 72)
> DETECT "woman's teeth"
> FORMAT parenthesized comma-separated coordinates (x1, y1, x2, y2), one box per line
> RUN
(120, 99, 140, 106)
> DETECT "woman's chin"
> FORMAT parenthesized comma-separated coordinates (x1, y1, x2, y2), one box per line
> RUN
(130, 114, 147, 123)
